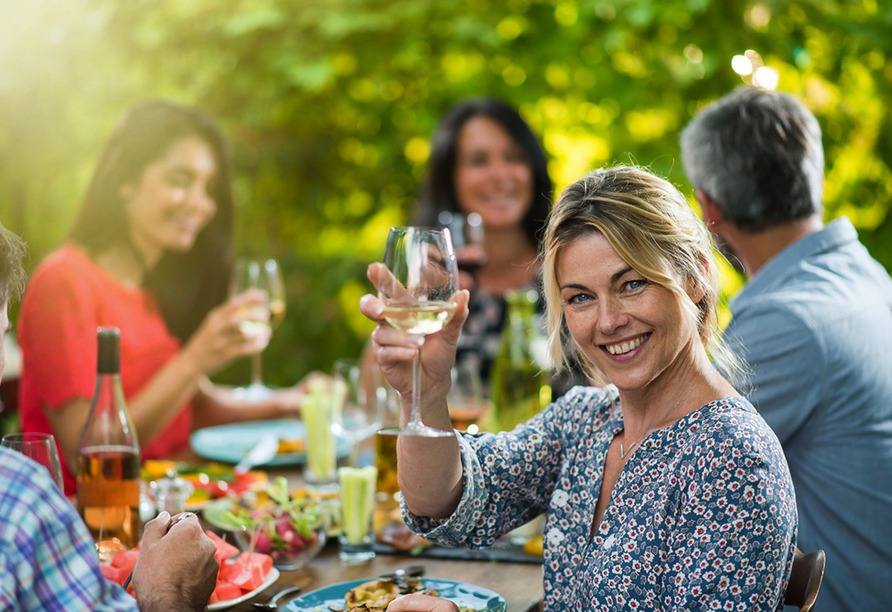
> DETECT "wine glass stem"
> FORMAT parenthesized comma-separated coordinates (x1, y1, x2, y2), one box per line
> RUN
(409, 348, 423, 426)
(251, 352, 263, 386)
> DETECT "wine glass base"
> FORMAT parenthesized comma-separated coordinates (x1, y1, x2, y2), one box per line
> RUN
(377, 424, 455, 438)
(231, 383, 274, 402)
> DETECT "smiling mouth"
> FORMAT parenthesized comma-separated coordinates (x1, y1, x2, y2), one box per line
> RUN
(603, 333, 649, 355)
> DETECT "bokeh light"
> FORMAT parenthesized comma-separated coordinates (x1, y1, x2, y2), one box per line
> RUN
(732, 55, 753, 75)
(753, 65, 779, 90)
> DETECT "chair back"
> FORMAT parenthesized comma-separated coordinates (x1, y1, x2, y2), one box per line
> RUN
(784, 548, 826, 612)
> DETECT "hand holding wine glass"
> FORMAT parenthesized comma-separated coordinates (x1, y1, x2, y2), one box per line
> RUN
(375, 227, 462, 438)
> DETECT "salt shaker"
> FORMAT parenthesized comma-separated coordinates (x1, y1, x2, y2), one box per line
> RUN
(149, 469, 194, 516)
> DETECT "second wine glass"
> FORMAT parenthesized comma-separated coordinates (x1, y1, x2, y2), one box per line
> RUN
(377, 227, 459, 438)
(231, 257, 286, 401)
(330, 358, 384, 466)
(438, 211, 486, 278)
(1, 432, 65, 491)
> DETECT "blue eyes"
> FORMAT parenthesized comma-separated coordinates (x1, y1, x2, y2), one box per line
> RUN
(564, 279, 648, 305)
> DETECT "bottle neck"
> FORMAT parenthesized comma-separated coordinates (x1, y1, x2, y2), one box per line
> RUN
(80, 372, 139, 453)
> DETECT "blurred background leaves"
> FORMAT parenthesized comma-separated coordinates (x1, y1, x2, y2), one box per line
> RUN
(1, 0, 890, 385)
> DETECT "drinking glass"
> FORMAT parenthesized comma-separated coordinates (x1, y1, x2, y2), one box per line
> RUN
(1, 433, 64, 491)
(230, 257, 286, 400)
(438, 211, 486, 283)
(301, 388, 338, 492)
(446, 363, 488, 434)
(337, 466, 377, 563)
(330, 358, 383, 467)
(377, 227, 459, 438)
(374, 385, 401, 502)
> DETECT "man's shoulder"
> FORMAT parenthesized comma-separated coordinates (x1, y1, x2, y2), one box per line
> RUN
(736, 241, 891, 325)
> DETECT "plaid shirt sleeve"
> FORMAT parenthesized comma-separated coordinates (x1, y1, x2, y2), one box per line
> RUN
(0, 447, 138, 611)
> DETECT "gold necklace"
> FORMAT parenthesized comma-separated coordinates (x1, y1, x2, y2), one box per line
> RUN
(619, 373, 709, 460)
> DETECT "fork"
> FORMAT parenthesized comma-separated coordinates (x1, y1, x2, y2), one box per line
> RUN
(251, 585, 303, 609)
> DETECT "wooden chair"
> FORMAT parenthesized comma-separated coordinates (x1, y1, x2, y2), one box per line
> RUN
(784, 548, 826, 612)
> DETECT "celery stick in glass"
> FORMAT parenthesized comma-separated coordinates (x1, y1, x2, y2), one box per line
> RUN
(337, 465, 377, 562)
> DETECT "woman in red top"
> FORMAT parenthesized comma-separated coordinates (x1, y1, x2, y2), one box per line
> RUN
(18, 100, 309, 495)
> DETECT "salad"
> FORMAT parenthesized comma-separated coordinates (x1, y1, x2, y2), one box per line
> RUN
(218, 477, 328, 567)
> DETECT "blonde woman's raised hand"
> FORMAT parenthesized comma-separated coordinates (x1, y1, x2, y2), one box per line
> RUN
(360, 263, 469, 405)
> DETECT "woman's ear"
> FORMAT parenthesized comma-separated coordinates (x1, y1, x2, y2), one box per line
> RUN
(688, 279, 707, 304)
(686, 257, 709, 304)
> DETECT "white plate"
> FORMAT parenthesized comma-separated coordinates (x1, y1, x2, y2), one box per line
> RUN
(206, 567, 280, 610)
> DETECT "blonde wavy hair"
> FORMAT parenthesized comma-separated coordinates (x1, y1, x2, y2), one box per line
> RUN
(541, 165, 739, 384)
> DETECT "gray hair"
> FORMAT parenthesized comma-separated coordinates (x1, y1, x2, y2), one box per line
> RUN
(680, 86, 824, 232)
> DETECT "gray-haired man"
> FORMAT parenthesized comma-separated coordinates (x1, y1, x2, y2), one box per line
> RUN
(681, 86, 892, 612)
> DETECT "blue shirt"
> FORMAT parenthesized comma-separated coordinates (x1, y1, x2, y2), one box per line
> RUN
(405, 387, 797, 611)
(723, 217, 892, 612)
(0, 446, 137, 611)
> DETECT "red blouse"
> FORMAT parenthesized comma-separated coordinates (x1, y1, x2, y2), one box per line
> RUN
(18, 244, 192, 495)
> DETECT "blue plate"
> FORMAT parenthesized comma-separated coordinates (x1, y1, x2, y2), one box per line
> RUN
(190, 419, 351, 466)
(281, 577, 506, 611)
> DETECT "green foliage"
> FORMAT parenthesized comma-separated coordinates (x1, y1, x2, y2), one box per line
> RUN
(1, 0, 890, 385)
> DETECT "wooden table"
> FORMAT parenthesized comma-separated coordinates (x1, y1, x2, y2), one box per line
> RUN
(226, 542, 544, 611)
(205, 462, 544, 612)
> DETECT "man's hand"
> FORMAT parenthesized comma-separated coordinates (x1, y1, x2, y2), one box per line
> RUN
(132, 511, 219, 612)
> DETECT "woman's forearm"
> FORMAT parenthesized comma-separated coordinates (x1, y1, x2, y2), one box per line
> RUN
(396, 397, 465, 519)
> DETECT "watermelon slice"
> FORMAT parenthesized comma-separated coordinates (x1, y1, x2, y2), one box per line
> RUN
(209, 581, 243, 604)
(205, 530, 240, 563)
(100, 564, 126, 586)
(236, 551, 273, 577)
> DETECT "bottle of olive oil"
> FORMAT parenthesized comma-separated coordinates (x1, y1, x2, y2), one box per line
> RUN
(490, 290, 552, 432)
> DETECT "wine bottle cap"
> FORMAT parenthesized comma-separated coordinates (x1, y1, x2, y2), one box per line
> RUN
(97, 327, 121, 374)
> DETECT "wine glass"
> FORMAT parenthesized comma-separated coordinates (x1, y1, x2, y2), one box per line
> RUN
(1, 433, 64, 491)
(377, 227, 460, 438)
(446, 362, 488, 434)
(230, 257, 286, 401)
(438, 211, 486, 287)
(330, 358, 384, 466)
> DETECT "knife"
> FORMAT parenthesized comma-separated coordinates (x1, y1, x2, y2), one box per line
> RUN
(378, 565, 426, 582)
(234, 434, 279, 474)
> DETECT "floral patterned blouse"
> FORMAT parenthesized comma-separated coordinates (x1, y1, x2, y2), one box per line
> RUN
(403, 386, 797, 611)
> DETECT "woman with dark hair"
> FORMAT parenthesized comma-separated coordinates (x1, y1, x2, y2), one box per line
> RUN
(413, 97, 552, 385)
(18, 100, 309, 495)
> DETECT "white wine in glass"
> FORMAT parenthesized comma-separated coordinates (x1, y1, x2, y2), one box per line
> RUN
(231, 257, 286, 401)
(377, 227, 460, 438)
